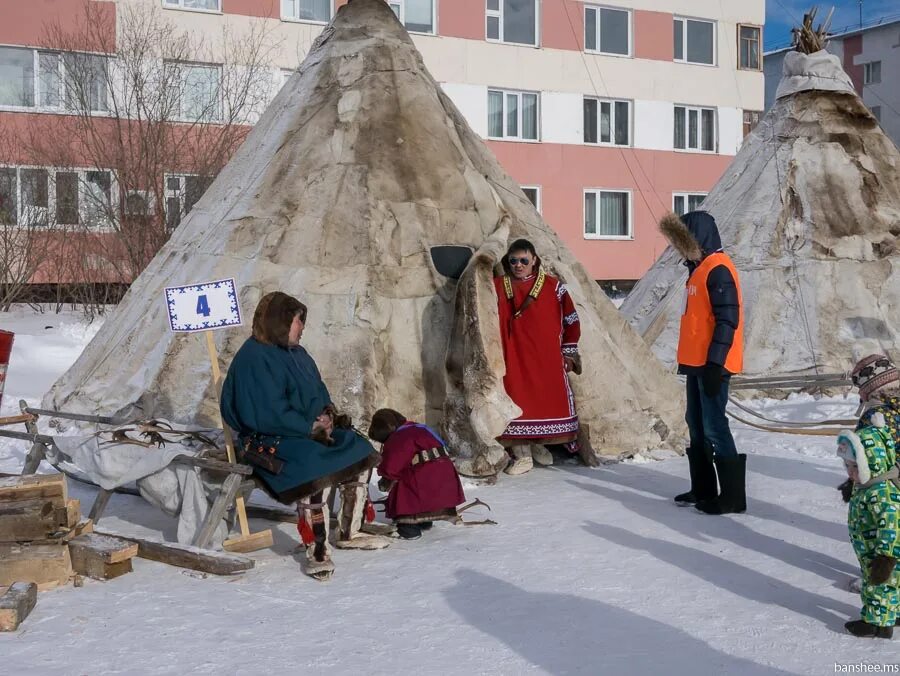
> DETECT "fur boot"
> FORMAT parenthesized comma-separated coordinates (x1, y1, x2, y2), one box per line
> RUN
(531, 445, 554, 466)
(299, 489, 334, 581)
(333, 473, 391, 550)
(505, 445, 534, 475)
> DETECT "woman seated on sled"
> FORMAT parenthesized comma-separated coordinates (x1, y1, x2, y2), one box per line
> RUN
(221, 291, 390, 581)
(368, 408, 467, 539)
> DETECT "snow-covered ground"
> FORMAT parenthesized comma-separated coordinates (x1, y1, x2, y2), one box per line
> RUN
(0, 307, 897, 675)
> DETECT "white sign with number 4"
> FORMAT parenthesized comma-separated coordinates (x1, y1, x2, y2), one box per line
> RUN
(164, 278, 242, 332)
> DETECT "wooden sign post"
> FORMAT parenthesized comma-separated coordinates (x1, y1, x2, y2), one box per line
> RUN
(164, 279, 273, 553)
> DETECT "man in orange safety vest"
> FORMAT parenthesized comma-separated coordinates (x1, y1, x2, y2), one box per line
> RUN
(660, 210, 746, 515)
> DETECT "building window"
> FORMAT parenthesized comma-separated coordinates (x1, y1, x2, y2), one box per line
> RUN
(282, 0, 332, 23)
(584, 97, 630, 146)
(0, 166, 114, 227)
(167, 62, 221, 122)
(743, 110, 761, 137)
(673, 192, 707, 216)
(674, 17, 715, 65)
(864, 61, 882, 85)
(163, 0, 221, 10)
(584, 189, 631, 239)
(872, 105, 882, 122)
(738, 25, 761, 70)
(62, 53, 110, 113)
(584, 6, 631, 56)
(487, 89, 539, 141)
(674, 105, 716, 152)
(521, 186, 540, 212)
(486, 0, 538, 47)
(0, 47, 108, 112)
(165, 174, 214, 230)
(388, 0, 435, 34)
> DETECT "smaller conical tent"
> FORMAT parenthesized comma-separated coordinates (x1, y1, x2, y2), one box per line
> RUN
(622, 48, 900, 377)
(45, 0, 685, 476)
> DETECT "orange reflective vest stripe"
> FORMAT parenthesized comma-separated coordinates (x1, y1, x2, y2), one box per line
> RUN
(676, 252, 744, 373)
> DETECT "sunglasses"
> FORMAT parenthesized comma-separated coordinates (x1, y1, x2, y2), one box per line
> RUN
(508, 257, 531, 266)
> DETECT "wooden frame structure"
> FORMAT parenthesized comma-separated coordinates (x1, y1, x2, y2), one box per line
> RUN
(0, 400, 256, 550)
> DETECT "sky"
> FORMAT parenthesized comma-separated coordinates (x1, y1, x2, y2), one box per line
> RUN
(765, 0, 900, 50)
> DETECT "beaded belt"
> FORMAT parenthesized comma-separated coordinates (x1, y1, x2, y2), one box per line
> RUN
(411, 446, 450, 466)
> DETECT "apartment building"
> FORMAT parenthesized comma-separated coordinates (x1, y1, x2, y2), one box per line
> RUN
(765, 18, 900, 150)
(0, 0, 764, 285)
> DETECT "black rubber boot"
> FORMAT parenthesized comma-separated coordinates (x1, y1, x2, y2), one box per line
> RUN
(696, 454, 746, 515)
(419, 521, 434, 531)
(675, 447, 718, 505)
(845, 619, 894, 639)
(397, 523, 423, 540)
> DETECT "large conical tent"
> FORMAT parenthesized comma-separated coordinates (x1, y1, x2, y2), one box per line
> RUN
(46, 0, 684, 476)
(622, 47, 900, 377)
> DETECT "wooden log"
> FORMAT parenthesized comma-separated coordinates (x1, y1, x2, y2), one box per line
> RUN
(94, 529, 254, 575)
(0, 582, 37, 632)
(68, 533, 138, 581)
(0, 543, 72, 589)
(0, 497, 71, 542)
(0, 473, 66, 505)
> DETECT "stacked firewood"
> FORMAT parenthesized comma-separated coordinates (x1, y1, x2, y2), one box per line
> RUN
(0, 474, 138, 631)
(792, 6, 834, 54)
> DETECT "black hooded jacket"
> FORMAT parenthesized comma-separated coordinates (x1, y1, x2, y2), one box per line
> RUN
(678, 211, 741, 375)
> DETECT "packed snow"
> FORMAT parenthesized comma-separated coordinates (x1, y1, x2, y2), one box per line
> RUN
(0, 307, 897, 675)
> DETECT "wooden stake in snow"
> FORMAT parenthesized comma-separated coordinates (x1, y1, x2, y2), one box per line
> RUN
(164, 279, 272, 553)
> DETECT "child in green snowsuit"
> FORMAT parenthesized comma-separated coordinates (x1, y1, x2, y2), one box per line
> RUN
(837, 417, 900, 639)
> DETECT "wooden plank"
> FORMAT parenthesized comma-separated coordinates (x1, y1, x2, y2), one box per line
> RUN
(0, 414, 36, 427)
(173, 455, 253, 476)
(69, 533, 138, 564)
(95, 529, 254, 575)
(223, 529, 273, 554)
(0, 474, 67, 505)
(0, 497, 71, 542)
(69, 534, 137, 581)
(0, 543, 72, 588)
(64, 499, 80, 528)
(192, 473, 242, 549)
(0, 582, 37, 632)
(69, 547, 133, 581)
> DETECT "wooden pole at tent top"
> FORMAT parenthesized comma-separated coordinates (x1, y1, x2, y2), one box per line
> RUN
(204, 331, 273, 553)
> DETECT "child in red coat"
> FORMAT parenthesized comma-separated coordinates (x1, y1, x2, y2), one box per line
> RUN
(368, 409, 466, 540)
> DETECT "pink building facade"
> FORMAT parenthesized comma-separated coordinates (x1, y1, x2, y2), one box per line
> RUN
(0, 0, 765, 282)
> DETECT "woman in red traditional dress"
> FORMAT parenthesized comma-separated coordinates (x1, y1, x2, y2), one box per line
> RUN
(494, 239, 581, 475)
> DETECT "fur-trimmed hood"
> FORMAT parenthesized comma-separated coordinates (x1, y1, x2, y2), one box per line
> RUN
(251, 291, 307, 347)
(659, 211, 722, 266)
(837, 417, 897, 484)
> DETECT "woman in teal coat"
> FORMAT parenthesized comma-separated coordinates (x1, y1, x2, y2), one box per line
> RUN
(221, 291, 389, 580)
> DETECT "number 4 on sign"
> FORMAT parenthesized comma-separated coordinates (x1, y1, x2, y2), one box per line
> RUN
(196, 295, 211, 317)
